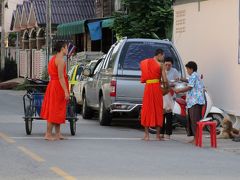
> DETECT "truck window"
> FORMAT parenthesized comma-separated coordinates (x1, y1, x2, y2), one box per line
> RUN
(119, 42, 181, 71)
(106, 42, 121, 69)
(102, 47, 114, 69)
(93, 61, 103, 75)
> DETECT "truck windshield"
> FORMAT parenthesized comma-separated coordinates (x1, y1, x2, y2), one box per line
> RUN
(119, 41, 181, 71)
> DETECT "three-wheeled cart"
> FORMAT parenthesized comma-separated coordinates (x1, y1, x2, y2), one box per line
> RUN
(23, 79, 78, 136)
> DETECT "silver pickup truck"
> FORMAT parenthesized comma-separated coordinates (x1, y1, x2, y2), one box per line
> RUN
(82, 38, 185, 125)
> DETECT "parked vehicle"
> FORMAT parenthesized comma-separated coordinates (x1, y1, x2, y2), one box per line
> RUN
(68, 64, 84, 92)
(82, 38, 186, 126)
(70, 51, 104, 68)
(73, 57, 104, 107)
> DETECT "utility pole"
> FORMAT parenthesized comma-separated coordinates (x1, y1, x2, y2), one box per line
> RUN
(46, 0, 52, 62)
(46, 0, 49, 61)
(48, 0, 52, 56)
(1, 0, 5, 70)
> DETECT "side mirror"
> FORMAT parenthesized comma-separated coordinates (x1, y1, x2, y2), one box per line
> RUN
(83, 68, 91, 77)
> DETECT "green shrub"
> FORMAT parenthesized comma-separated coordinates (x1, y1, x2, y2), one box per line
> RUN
(14, 78, 29, 90)
(42, 66, 49, 81)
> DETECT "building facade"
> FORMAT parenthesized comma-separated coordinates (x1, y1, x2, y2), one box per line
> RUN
(173, 0, 240, 122)
(9, 0, 96, 79)
(0, 0, 23, 32)
(57, 0, 122, 53)
(11, 0, 96, 50)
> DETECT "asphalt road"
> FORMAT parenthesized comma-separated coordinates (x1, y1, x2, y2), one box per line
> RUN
(0, 90, 240, 180)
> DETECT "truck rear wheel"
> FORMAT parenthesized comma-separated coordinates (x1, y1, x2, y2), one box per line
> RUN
(82, 95, 92, 119)
(99, 96, 111, 126)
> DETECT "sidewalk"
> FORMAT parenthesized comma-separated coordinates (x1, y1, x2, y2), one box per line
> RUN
(172, 128, 240, 155)
(0, 78, 25, 90)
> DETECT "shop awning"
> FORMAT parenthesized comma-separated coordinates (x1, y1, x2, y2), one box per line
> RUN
(102, 18, 114, 28)
(57, 20, 85, 36)
(57, 18, 114, 36)
(87, 21, 102, 41)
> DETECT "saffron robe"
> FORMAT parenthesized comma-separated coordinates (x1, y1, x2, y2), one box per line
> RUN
(41, 56, 69, 124)
(140, 58, 163, 127)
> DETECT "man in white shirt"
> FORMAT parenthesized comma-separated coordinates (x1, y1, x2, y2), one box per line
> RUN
(161, 57, 180, 139)
(165, 57, 180, 82)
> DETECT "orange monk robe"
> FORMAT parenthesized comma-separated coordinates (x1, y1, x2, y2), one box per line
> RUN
(140, 58, 163, 127)
(41, 56, 69, 124)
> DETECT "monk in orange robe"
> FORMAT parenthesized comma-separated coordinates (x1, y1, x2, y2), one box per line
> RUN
(140, 49, 168, 141)
(41, 41, 70, 141)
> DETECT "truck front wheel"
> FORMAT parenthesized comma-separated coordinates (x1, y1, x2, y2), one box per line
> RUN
(82, 94, 92, 119)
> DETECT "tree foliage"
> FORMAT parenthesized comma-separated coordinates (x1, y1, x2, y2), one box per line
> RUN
(8, 33, 17, 47)
(113, 0, 173, 40)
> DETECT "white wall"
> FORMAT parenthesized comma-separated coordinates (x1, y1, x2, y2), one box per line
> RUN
(0, 0, 23, 32)
(173, 0, 240, 116)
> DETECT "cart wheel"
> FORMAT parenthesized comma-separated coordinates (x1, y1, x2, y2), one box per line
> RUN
(68, 98, 77, 136)
(25, 105, 33, 135)
(25, 118, 32, 135)
(70, 120, 76, 136)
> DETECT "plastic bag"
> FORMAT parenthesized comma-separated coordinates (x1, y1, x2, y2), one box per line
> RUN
(163, 93, 174, 111)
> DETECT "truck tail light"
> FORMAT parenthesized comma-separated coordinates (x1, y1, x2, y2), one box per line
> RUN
(110, 80, 116, 97)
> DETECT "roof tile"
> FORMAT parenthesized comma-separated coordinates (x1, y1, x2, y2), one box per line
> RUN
(32, 0, 95, 25)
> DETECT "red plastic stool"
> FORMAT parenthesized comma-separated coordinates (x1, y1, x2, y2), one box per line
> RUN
(195, 121, 217, 148)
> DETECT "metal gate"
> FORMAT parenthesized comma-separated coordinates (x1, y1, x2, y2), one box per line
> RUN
(19, 49, 47, 79)
(32, 49, 47, 79)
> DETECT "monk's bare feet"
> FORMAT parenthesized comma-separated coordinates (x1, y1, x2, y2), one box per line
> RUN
(142, 136, 150, 141)
(156, 135, 164, 141)
(55, 134, 67, 140)
(192, 140, 196, 145)
(187, 139, 195, 144)
(44, 134, 55, 141)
